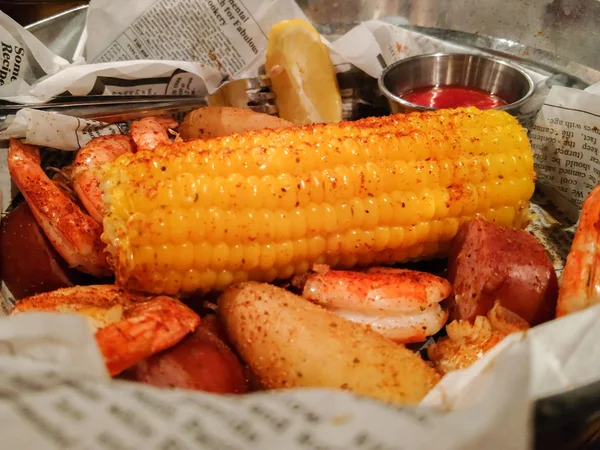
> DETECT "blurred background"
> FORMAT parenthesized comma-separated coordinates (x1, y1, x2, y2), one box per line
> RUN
(0, 1, 87, 25)
(297, 0, 600, 70)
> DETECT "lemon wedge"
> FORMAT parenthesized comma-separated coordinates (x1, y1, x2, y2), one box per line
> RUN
(266, 19, 342, 125)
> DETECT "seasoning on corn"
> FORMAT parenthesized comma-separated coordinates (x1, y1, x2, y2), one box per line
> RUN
(100, 107, 535, 296)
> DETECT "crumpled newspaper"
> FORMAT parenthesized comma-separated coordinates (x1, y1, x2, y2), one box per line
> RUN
(0, 304, 599, 450)
(0, 10, 70, 102)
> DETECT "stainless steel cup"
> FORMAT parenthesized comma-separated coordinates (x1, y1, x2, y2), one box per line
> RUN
(378, 53, 535, 116)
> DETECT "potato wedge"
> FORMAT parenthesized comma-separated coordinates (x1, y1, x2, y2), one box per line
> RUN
(179, 106, 293, 140)
(219, 282, 440, 405)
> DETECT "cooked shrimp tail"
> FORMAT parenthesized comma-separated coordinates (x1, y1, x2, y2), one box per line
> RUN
(7, 139, 111, 277)
(130, 117, 179, 151)
(557, 185, 600, 317)
(301, 265, 450, 343)
(11, 285, 200, 376)
(72, 134, 135, 224)
(97, 295, 200, 375)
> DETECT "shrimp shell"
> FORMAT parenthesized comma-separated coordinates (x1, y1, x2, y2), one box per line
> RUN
(12, 285, 200, 376)
(557, 185, 600, 317)
(301, 266, 451, 343)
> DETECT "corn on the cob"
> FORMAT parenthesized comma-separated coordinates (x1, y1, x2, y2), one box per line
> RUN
(101, 107, 535, 295)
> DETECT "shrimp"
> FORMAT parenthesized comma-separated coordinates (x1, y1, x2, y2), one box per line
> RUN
(73, 118, 178, 224)
(556, 185, 600, 317)
(299, 265, 450, 343)
(130, 116, 179, 151)
(10, 117, 178, 277)
(11, 285, 200, 376)
(427, 302, 529, 375)
(7, 138, 111, 277)
(72, 135, 135, 224)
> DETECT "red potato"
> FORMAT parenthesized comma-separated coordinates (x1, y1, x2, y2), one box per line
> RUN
(126, 325, 248, 394)
(447, 219, 558, 326)
(0, 202, 91, 300)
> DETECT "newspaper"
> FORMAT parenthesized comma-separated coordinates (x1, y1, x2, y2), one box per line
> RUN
(530, 84, 600, 222)
(0, 10, 71, 103)
(85, 0, 308, 78)
(29, 60, 224, 101)
(0, 11, 550, 149)
(0, 109, 127, 151)
(0, 312, 527, 450)
(0, 1, 599, 449)
(0, 0, 309, 103)
(1, 303, 600, 449)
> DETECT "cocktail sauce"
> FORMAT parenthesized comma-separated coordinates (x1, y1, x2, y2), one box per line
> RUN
(402, 85, 507, 110)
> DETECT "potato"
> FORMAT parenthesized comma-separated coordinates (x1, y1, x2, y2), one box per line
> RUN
(179, 106, 294, 140)
(0, 202, 91, 300)
(219, 282, 440, 405)
(127, 325, 248, 394)
(447, 219, 558, 326)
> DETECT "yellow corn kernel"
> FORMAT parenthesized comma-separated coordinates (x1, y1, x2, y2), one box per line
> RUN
(101, 107, 536, 295)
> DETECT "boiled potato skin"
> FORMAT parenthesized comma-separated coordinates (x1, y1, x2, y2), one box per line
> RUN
(219, 282, 440, 405)
(179, 106, 293, 140)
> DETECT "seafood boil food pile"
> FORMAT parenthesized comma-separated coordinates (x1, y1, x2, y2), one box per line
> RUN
(4, 103, 598, 406)
(0, 18, 598, 407)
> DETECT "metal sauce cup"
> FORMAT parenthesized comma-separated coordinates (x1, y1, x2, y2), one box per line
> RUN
(378, 53, 535, 116)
